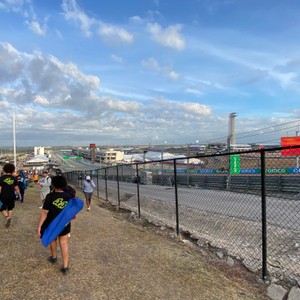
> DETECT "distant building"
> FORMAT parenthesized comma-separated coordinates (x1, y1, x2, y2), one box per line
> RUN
(97, 149, 124, 164)
(34, 146, 45, 156)
(23, 155, 49, 170)
(229, 144, 253, 152)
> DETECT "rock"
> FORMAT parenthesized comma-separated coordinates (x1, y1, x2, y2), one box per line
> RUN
(196, 238, 206, 247)
(216, 251, 224, 259)
(287, 286, 300, 300)
(226, 256, 235, 267)
(267, 283, 288, 300)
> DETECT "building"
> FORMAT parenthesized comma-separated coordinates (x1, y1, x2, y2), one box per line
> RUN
(96, 149, 124, 164)
(34, 146, 45, 156)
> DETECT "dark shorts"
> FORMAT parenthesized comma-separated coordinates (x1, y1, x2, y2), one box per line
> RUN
(0, 199, 15, 211)
(41, 222, 71, 238)
(83, 192, 93, 199)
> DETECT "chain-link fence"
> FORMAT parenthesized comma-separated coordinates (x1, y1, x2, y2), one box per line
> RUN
(64, 145, 300, 282)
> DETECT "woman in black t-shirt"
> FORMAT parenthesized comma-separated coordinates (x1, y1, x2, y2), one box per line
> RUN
(37, 175, 71, 275)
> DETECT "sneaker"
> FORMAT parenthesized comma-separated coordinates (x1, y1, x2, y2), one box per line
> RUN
(39, 205, 43, 209)
(5, 217, 11, 228)
(87, 207, 90, 211)
(47, 256, 57, 264)
(60, 267, 69, 275)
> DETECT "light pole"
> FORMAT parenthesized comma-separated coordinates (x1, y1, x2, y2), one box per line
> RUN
(13, 109, 17, 168)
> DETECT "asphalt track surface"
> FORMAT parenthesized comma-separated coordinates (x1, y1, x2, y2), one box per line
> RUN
(98, 180, 300, 231)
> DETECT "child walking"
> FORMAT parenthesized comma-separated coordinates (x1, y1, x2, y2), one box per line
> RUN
(0, 163, 21, 227)
(37, 175, 72, 275)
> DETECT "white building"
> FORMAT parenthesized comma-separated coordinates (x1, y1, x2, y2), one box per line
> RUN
(34, 146, 45, 156)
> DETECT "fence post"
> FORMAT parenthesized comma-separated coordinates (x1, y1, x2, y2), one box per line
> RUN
(104, 168, 108, 202)
(173, 159, 179, 236)
(136, 164, 141, 218)
(96, 169, 99, 198)
(260, 149, 268, 280)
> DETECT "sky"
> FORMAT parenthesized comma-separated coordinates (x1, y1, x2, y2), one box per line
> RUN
(0, 0, 300, 147)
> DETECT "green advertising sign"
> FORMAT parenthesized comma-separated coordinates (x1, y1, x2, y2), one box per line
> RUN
(230, 155, 240, 174)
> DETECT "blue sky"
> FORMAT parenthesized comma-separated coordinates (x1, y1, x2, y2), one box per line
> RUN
(0, 0, 299, 147)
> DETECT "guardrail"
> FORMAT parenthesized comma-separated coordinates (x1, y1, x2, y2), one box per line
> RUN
(64, 145, 300, 283)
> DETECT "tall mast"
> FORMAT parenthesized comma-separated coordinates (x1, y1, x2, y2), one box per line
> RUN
(13, 109, 17, 167)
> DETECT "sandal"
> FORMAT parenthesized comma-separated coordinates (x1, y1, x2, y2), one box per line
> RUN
(5, 216, 11, 228)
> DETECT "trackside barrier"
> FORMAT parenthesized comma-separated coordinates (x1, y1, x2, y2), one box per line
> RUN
(64, 145, 300, 282)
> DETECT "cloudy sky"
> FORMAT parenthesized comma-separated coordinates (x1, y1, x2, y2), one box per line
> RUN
(0, 0, 300, 147)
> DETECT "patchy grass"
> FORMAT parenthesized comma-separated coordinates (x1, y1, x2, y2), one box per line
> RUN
(0, 186, 268, 300)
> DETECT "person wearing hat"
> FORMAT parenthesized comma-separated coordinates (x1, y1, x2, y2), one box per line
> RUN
(38, 170, 52, 209)
(82, 175, 95, 211)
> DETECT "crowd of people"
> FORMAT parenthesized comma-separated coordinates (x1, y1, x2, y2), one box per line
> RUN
(0, 163, 95, 276)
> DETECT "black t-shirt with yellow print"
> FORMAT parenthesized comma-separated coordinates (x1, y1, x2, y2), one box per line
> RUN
(41, 191, 71, 237)
(0, 174, 17, 201)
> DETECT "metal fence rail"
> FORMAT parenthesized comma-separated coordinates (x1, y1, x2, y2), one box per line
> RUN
(64, 146, 300, 282)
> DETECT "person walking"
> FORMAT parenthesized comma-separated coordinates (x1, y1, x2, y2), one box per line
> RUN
(0, 163, 21, 227)
(82, 175, 95, 211)
(33, 171, 39, 183)
(38, 170, 52, 209)
(37, 175, 72, 275)
(17, 175, 26, 203)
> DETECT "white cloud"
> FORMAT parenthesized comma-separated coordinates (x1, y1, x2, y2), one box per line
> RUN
(98, 23, 134, 45)
(106, 98, 140, 113)
(141, 57, 179, 80)
(147, 23, 185, 50)
(268, 71, 298, 89)
(61, 0, 95, 37)
(111, 54, 123, 63)
(178, 102, 211, 116)
(0, 42, 100, 110)
(0, 0, 30, 14)
(141, 57, 160, 71)
(168, 70, 179, 80)
(0, 42, 24, 83)
(26, 20, 46, 36)
(33, 95, 49, 105)
(0, 0, 48, 36)
(129, 15, 145, 25)
(61, 0, 134, 45)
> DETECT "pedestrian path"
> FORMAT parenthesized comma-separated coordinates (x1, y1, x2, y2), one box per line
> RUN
(0, 186, 267, 300)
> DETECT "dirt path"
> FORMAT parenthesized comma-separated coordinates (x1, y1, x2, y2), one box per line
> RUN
(0, 186, 268, 300)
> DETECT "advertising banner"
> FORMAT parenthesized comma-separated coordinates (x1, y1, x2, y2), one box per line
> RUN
(230, 155, 241, 174)
(281, 137, 300, 156)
